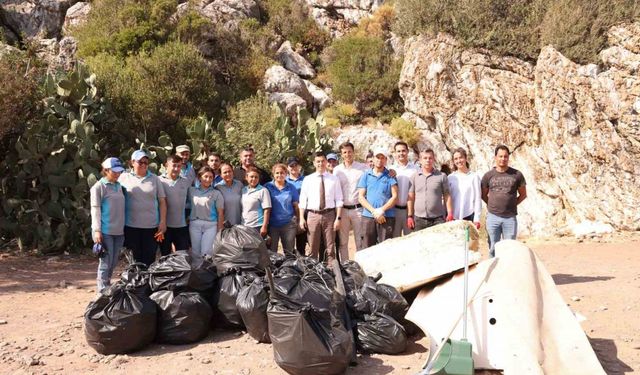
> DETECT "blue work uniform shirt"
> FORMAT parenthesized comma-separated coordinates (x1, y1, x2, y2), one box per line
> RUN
(357, 168, 398, 218)
(285, 174, 304, 194)
(265, 181, 299, 228)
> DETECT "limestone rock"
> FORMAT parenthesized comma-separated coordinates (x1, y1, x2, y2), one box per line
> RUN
(62, 1, 90, 35)
(267, 92, 307, 119)
(303, 80, 331, 111)
(183, 0, 259, 31)
(0, 42, 20, 57)
(305, 0, 385, 37)
(263, 65, 313, 108)
(396, 23, 640, 236)
(276, 41, 316, 79)
(0, 0, 79, 40)
(34, 36, 76, 70)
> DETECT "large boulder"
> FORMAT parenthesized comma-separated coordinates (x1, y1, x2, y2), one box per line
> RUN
(267, 92, 308, 119)
(276, 41, 316, 79)
(304, 80, 331, 111)
(396, 24, 640, 236)
(62, 1, 90, 35)
(263, 65, 313, 108)
(305, 0, 385, 37)
(0, 0, 79, 40)
(181, 0, 259, 31)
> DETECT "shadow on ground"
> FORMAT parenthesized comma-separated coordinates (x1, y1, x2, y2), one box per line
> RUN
(589, 337, 634, 374)
(552, 273, 614, 286)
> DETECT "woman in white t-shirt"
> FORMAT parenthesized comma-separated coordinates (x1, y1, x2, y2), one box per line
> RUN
(447, 148, 482, 229)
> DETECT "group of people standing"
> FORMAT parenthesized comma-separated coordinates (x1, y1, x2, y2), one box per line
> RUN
(90, 141, 527, 292)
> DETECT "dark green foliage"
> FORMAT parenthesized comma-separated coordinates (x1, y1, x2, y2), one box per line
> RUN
(393, 0, 640, 63)
(325, 34, 402, 119)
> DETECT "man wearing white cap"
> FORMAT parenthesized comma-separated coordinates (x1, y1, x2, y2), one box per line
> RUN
(326, 153, 339, 174)
(118, 149, 167, 266)
(357, 148, 398, 248)
(176, 145, 196, 186)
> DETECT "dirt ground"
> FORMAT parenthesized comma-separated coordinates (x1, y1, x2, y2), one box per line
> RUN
(0, 232, 638, 375)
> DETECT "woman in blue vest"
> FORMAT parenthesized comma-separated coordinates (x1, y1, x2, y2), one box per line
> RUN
(90, 157, 126, 292)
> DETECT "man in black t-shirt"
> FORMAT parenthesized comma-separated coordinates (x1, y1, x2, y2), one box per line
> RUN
(233, 147, 271, 186)
(481, 145, 527, 257)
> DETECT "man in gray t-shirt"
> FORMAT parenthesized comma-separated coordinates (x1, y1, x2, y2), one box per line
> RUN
(481, 145, 527, 257)
(158, 155, 191, 254)
(407, 149, 453, 231)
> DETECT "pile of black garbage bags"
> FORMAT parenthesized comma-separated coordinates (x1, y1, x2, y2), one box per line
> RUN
(84, 224, 411, 374)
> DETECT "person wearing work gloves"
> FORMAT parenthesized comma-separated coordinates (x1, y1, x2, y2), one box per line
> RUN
(158, 154, 191, 255)
(90, 157, 126, 292)
(241, 166, 272, 237)
(118, 150, 167, 267)
(188, 166, 225, 257)
(357, 148, 398, 248)
(407, 149, 453, 231)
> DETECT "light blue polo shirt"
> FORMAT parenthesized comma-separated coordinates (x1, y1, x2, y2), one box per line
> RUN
(188, 186, 225, 222)
(265, 181, 299, 228)
(118, 171, 166, 228)
(241, 184, 272, 227)
(90, 178, 125, 235)
(357, 168, 398, 218)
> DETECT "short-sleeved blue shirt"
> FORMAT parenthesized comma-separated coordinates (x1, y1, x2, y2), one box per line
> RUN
(357, 168, 398, 218)
(285, 174, 304, 194)
(265, 181, 299, 228)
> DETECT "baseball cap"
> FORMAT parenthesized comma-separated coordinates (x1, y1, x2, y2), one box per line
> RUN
(327, 153, 338, 161)
(373, 148, 389, 158)
(131, 150, 149, 161)
(176, 145, 190, 153)
(101, 157, 125, 173)
(286, 156, 300, 166)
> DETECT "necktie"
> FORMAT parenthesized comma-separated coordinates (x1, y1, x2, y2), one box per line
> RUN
(319, 174, 326, 210)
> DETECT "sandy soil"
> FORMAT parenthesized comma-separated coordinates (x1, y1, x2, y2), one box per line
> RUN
(0, 232, 638, 375)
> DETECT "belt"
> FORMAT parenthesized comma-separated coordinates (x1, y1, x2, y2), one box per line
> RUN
(343, 204, 361, 210)
(395, 205, 407, 210)
(307, 208, 336, 214)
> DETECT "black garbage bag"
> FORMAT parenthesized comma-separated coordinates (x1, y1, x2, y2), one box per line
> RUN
(273, 268, 335, 311)
(236, 276, 270, 343)
(215, 268, 257, 328)
(268, 292, 354, 375)
(119, 249, 151, 294)
(351, 278, 409, 320)
(84, 282, 157, 354)
(148, 251, 217, 292)
(355, 313, 407, 354)
(341, 260, 367, 294)
(269, 252, 287, 268)
(213, 224, 270, 274)
(150, 290, 212, 344)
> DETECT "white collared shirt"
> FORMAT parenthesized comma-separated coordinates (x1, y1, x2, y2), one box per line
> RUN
(299, 172, 344, 210)
(333, 161, 367, 206)
(390, 162, 419, 206)
(448, 170, 482, 222)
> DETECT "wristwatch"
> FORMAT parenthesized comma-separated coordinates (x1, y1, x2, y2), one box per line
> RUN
(336, 216, 341, 220)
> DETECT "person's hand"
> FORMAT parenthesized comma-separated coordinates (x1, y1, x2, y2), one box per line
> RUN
(446, 214, 454, 222)
(158, 221, 167, 234)
(299, 218, 307, 231)
(217, 222, 224, 231)
(260, 225, 268, 237)
(93, 231, 102, 244)
(375, 215, 387, 224)
(388, 169, 397, 178)
(373, 208, 385, 219)
(154, 231, 165, 243)
(474, 221, 481, 230)
(333, 219, 340, 231)
(407, 217, 415, 229)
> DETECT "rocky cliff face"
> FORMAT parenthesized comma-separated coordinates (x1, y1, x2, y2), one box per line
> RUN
(397, 25, 640, 236)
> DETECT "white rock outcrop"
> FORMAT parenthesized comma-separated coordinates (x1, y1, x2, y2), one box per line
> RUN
(61, 1, 90, 35)
(276, 41, 316, 79)
(305, 0, 385, 37)
(396, 24, 640, 236)
(0, 0, 79, 40)
(263, 65, 313, 108)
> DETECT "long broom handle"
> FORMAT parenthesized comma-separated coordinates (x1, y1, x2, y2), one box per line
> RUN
(463, 227, 470, 340)
(419, 257, 495, 374)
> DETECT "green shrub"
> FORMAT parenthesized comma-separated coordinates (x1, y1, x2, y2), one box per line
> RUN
(322, 103, 359, 128)
(86, 41, 217, 142)
(325, 34, 402, 117)
(73, 0, 179, 58)
(0, 52, 44, 151)
(392, 0, 640, 63)
(389, 117, 420, 147)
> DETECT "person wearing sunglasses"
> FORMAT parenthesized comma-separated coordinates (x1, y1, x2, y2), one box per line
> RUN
(118, 150, 167, 266)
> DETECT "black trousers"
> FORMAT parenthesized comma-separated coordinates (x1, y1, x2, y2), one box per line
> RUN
(159, 226, 190, 256)
(124, 226, 158, 267)
(415, 216, 445, 231)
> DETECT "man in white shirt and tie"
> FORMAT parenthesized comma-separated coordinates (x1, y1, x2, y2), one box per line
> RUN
(299, 152, 344, 262)
(333, 141, 368, 259)
(390, 141, 419, 237)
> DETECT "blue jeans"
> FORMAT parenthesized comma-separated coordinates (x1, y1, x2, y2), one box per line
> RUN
(486, 213, 517, 258)
(97, 234, 125, 292)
